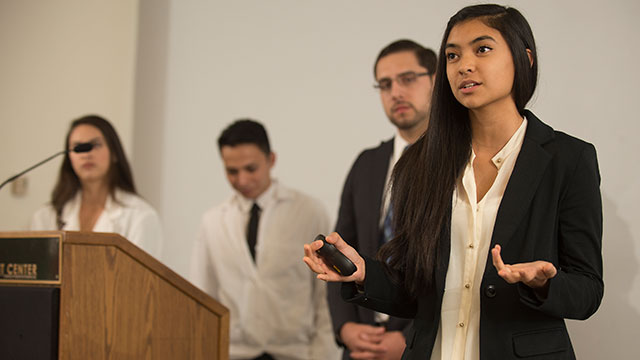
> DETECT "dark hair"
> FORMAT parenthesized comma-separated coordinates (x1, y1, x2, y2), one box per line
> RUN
(379, 4, 538, 297)
(51, 115, 136, 228)
(374, 39, 438, 78)
(217, 119, 271, 155)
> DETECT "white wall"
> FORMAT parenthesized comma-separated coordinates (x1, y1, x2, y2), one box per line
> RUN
(0, 0, 139, 229)
(134, 0, 639, 358)
(1, 0, 637, 358)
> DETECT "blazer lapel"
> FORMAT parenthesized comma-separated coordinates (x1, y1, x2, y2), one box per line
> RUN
(491, 112, 554, 249)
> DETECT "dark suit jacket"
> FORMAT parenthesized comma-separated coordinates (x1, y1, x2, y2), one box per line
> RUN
(330, 138, 412, 359)
(343, 111, 604, 359)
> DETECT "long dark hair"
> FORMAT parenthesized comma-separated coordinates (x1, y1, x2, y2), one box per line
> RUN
(378, 4, 538, 297)
(51, 115, 136, 228)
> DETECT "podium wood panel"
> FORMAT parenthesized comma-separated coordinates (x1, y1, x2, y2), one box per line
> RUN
(1, 231, 229, 360)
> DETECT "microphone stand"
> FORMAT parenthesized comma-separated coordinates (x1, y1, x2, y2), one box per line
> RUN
(0, 143, 93, 192)
(0, 151, 66, 191)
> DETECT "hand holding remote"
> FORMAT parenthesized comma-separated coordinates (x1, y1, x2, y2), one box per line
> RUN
(303, 232, 364, 283)
(314, 234, 357, 276)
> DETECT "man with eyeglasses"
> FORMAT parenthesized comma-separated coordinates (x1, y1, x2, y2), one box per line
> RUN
(328, 39, 436, 360)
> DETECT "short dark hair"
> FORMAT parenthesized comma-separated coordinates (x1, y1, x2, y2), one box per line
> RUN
(217, 119, 271, 155)
(374, 39, 437, 78)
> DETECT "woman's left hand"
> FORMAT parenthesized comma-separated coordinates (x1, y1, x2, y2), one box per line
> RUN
(491, 244, 557, 290)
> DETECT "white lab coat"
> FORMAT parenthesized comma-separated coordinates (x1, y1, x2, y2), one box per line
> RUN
(190, 181, 339, 360)
(30, 189, 163, 259)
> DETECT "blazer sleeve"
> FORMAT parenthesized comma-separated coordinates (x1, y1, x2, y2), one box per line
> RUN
(341, 257, 417, 319)
(519, 143, 603, 320)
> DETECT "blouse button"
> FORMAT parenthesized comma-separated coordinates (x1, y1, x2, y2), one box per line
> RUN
(485, 284, 497, 298)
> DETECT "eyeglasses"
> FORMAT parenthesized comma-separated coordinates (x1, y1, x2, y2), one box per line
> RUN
(374, 71, 431, 92)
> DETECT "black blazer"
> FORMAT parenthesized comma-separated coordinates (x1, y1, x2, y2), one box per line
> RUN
(330, 138, 412, 359)
(343, 112, 603, 359)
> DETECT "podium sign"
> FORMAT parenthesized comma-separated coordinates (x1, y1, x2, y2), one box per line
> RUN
(0, 234, 61, 284)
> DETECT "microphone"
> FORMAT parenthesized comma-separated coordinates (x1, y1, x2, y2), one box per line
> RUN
(0, 142, 94, 191)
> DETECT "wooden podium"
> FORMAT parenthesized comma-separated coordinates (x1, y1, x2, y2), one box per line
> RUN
(0, 231, 229, 360)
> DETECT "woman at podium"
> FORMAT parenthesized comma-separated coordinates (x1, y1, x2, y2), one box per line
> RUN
(30, 115, 163, 259)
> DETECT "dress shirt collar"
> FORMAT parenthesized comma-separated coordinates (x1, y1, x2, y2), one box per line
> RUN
(469, 116, 528, 171)
(233, 179, 291, 213)
(392, 132, 410, 165)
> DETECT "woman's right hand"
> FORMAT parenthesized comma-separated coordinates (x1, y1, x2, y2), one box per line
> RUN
(303, 232, 366, 284)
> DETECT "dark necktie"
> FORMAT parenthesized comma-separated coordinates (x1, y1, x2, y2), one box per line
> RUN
(247, 203, 261, 261)
(381, 144, 409, 245)
(381, 205, 394, 245)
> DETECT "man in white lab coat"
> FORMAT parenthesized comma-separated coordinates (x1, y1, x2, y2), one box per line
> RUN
(190, 119, 338, 360)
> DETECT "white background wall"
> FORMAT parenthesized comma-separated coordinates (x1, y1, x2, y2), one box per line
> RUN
(1, 0, 637, 358)
(0, 0, 139, 229)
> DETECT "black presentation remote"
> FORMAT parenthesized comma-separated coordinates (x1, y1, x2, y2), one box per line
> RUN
(315, 234, 357, 276)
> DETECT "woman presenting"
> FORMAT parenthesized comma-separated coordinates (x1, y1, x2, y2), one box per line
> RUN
(304, 4, 602, 359)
